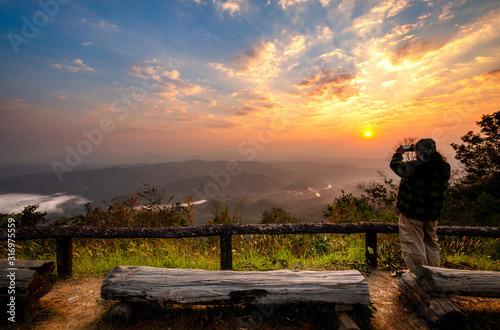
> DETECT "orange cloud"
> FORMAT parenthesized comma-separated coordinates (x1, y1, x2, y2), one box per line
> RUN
(229, 88, 284, 116)
(391, 38, 445, 64)
(230, 106, 261, 116)
(53, 58, 96, 73)
(204, 118, 241, 129)
(292, 69, 358, 103)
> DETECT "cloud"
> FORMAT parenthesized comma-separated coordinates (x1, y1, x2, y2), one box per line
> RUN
(0, 193, 90, 214)
(83, 41, 93, 46)
(0, 98, 29, 108)
(53, 58, 96, 73)
(55, 91, 67, 99)
(0, 98, 30, 115)
(130, 64, 180, 80)
(229, 88, 283, 116)
(349, 0, 413, 36)
(230, 106, 261, 116)
(215, 0, 242, 16)
(80, 17, 119, 30)
(130, 62, 203, 102)
(391, 38, 445, 64)
(292, 69, 358, 103)
(318, 48, 347, 61)
(204, 118, 241, 129)
(438, 1, 466, 22)
(317, 26, 334, 41)
(278, 0, 311, 10)
(283, 35, 307, 58)
(231, 40, 281, 79)
(213, 34, 311, 83)
(209, 62, 234, 77)
(346, 5, 500, 116)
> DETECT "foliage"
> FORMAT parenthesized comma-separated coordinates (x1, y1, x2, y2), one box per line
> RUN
(451, 110, 500, 183)
(441, 184, 500, 227)
(441, 111, 500, 226)
(260, 207, 299, 224)
(324, 191, 373, 223)
(0, 204, 48, 228)
(375, 234, 405, 271)
(356, 171, 398, 211)
(323, 186, 397, 224)
(206, 196, 243, 225)
(0, 212, 15, 228)
(135, 184, 195, 227)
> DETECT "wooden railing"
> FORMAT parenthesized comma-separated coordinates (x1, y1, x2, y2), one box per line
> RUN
(2, 223, 499, 279)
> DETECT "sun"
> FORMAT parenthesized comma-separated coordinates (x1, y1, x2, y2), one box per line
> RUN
(364, 130, 372, 138)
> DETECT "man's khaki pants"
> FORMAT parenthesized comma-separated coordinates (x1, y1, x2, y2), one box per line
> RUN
(398, 214, 440, 273)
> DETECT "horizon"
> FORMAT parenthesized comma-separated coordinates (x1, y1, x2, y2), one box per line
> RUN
(1, 0, 500, 167)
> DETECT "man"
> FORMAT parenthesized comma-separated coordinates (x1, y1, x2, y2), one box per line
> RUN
(390, 138, 451, 273)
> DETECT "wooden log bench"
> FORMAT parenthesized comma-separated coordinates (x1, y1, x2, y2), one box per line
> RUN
(415, 265, 500, 297)
(101, 266, 370, 327)
(0, 260, 57, 317)
(398, 265, 500, 325)
(398, 272, 463, 325)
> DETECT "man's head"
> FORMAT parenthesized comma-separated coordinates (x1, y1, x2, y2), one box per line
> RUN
(416, 138, 436, 162)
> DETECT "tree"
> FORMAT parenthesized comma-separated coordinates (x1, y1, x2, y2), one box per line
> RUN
(440, 111, 500, 226)
(206, 196, 243, 225)
(136, 183, 196, 227)
(0, 212, 15, 228)
(451, 111, 500, 183)
(261, 207, 299, 224)
(356, 171, 397, 211)
(323, 191, 372, 223)
(18, 204, 48, 227)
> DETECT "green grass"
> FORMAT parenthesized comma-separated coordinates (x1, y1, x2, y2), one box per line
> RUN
(3, 234, 499, 278)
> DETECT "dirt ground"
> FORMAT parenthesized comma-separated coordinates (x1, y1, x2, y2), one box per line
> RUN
(5, 270, 500, 329)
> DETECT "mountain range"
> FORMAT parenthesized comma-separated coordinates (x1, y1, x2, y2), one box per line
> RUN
(0, 159, 390, 224)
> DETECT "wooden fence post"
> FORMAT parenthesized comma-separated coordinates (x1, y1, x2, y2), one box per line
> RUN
(365, 232, 377, 268)
(56, 237, 73, 279)
(220, 233, 233, 270)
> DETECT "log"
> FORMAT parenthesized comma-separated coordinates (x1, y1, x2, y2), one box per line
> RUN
(338, 312, 360, 330)
(101, 266, 370, 306)
(416, 265, 500, 298)
(2, 223, 499, 241)
(398, 272, 463, 325)
(1, 223, 398, 240)
(0, 260, 57, 306)
(107, 302, 139, 323)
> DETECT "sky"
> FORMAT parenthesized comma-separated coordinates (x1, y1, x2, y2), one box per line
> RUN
(1, 0, 500, 165)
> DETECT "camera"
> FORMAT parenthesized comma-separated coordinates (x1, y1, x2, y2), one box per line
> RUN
(402, 145, 415, 152)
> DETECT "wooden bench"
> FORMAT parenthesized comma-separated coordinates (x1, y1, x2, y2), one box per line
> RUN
(398, 265, 500, 325)
(101, 266, 370, 327)
(0, 260, 57, 313)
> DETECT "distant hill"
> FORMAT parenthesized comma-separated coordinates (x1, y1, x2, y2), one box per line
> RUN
(0, 160, 388, 223)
